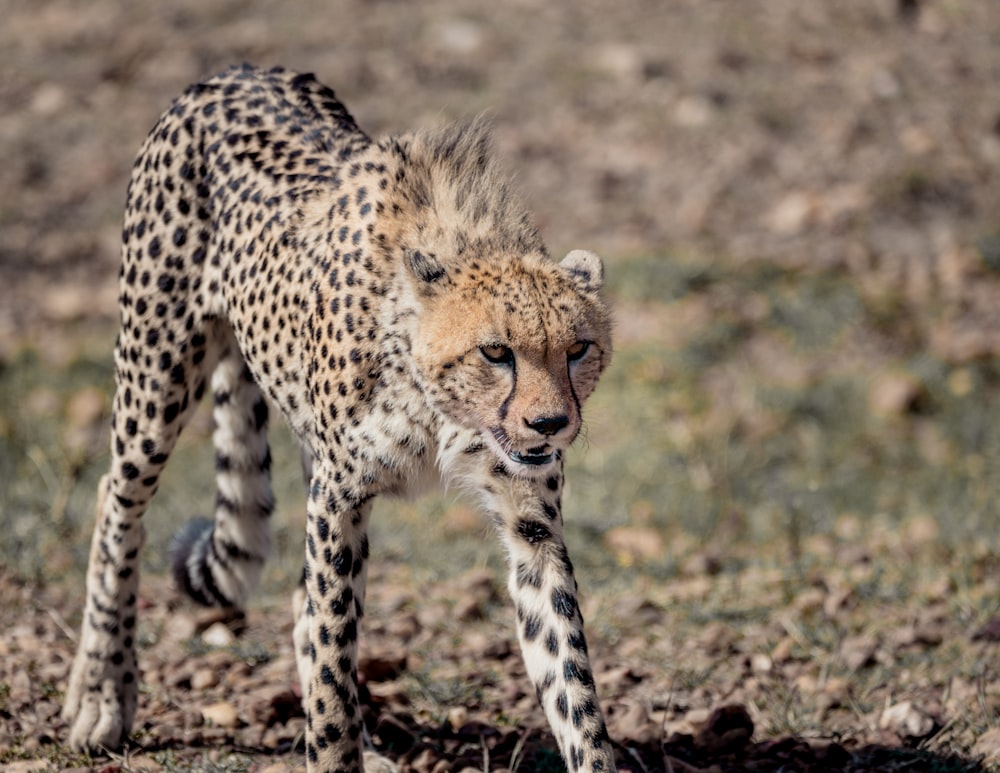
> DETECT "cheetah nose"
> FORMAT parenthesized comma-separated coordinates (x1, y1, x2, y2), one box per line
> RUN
(525, 415, 569, 436)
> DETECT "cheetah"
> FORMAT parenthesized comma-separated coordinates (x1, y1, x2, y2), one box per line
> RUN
(63, 64, 615, 773)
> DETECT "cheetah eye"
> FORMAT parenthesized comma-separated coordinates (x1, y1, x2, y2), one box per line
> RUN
(481, 344, 514, 365)
(567, 341, 591, 362)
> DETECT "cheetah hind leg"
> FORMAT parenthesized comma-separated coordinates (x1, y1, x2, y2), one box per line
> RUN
(170, 343, 274, 609)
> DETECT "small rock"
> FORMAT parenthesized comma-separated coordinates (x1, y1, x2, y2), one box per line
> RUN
(201, 700, 240, 728)
(447, 706, 469, 731)
(771, 636, 795, 663)
(680, 551, 722, 577)
(891, 624, 943, 649)
(793, 587, 826, 614)
(673, 95, 714, 128)
(679, 706, 712, 735)
(120, 754, 163, 772)
(973, 727, 1000, 763)
(614, 700, 657, 744)
(765, 191, 816, 236)
(816, 676, 850, 713)
(698, 621, 736, 654)
(879, 700, 936, 738)
(362, 752, 400, 773)
(243, 685, 301, 726)
(823, 585, 856, 617)
(31, 82, 67, 116)
(868, 371, 924, 417)
(201, 621, 237, 648)
(191, 667, 219, 690)
(840, 634, 878, 670)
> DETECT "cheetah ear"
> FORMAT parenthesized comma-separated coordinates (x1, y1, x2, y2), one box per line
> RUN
(405, 249, 446, 284)
(559, 249, 605, 293)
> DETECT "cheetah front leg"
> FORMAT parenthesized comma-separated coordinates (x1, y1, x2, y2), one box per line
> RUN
(298, 460, 379, 772)
(477, 461, 616, 772)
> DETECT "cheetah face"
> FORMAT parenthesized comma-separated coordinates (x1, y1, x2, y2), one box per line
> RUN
(405, 249, 612, 477)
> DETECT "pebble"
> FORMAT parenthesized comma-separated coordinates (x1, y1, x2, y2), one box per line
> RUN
(201, 620, 237, 647)
(201, 700, 240, 728)
(191, 666, 220, 689)
(840, 634, 878, 670)
(973, 727, 1000, 764)
(879, 700, 936, 738)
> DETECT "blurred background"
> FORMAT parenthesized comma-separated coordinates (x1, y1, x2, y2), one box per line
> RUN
(3, 0, 1000, 581)
(3, 0, 1000, 763)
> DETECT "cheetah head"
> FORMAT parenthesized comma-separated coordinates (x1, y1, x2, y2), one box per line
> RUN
(403, 247, 612, 477)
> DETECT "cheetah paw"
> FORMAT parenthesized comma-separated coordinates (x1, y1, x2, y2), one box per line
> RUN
(63, 690, 128, 753)
(62, 657, 133, 753)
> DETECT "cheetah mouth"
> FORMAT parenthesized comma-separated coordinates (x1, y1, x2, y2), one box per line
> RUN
(508, 448, 555, 466)
(486, 427, 557, 471)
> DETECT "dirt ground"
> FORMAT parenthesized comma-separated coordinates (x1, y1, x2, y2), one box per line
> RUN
(4, 0, 1000, 771)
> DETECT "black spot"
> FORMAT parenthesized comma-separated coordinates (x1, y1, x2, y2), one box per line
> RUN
(517, 519, 550, 544)
(556, 692, 569, 719)
(563, 660, 594, 687)
(542, 502, 559, 521)
(522, 614, 542, 642)
(157, 273, 175, 293)
(332, 546, 353, 576)
(330, 587, 353, 616)
(163, 401, 180, 423)
(323, 722, 342, 743)
(552, 588, 576, 619)
(253, 398, 268, 430)
(121, 462, 139, 480)
(568, 631, 589, 654)
(335, 618, 357, 646)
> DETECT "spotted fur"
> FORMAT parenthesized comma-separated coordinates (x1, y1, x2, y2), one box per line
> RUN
(63, 64, 615, 773)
